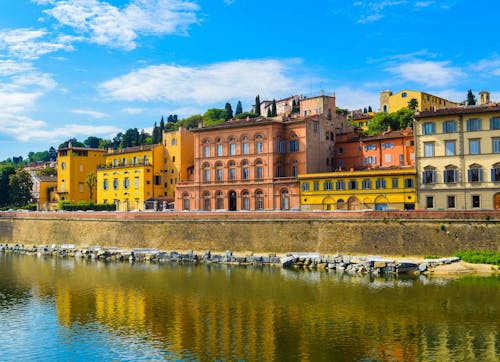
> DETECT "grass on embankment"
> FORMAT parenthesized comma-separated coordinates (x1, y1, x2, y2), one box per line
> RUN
(452, 251, 500, 266)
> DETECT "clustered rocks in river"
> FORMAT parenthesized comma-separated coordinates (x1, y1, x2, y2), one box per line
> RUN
(0, 243, 460, 275)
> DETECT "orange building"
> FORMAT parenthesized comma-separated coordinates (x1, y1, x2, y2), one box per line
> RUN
(300, 92, 336, 119)
(175, 115, 350, 211)
(334, 128, 415, 170)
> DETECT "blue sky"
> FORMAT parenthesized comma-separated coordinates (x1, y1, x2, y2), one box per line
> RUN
(1, 0, 499, 160)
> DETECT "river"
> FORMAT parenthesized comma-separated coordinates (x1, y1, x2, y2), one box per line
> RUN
(0, 253, 498, 361)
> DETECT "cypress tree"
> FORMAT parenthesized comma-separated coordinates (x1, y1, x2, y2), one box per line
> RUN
(235, 101, 243, 115)
(467, 90, 476, 105)
(255, 95, 261, 115)
(267, 108, 272, 117)
(225, 102, 233, 121)
(271, 99, 277, 116)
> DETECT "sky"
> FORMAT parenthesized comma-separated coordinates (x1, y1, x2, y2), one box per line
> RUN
(1, 0, 499, 160)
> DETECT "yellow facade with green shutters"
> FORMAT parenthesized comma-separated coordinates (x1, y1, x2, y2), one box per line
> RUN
(299, 168, 417, 211)
(97, 144, 166, 211)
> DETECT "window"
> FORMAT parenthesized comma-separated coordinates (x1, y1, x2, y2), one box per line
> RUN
(203, 163, 210, 182)
(79, 182, 84, 193)
(113, 178, 119, 190)
(216, 168, 223, 182)
(335, 180, 344, 190)
(424, 142, 434, 157)
(204, 145, 211, 158)
(422, 122, 436, 135)
(242, 161, 249, 180)
(472, 195, 480, 208)
(103, 179, 108, 190)
(490, 117, 500, 130)
(338, 147, 344, 154)
(134, 177, 139, 189)
(422, 169, 436, 184)
(123, 177, 130, 189)
(392, 178, 399, 188)
(468, 167, 483, 182)
(364, 156, 376, 164)
(216, 144, 223, 156)
(289, 140, 299, 152)
(313, 123, 318, 132)
(467, 119, 482, 131)
(469, 139, 480, 155)
(491, 164, 500, 181)
(203, 191, 211, 211)
(242, 191, 250, 210)
(442, 121, 457, 133)
(324, 181, 333, 191)
(228, 162, 236, 181)
(216, 191, 224, 210)
(493, 138, 500, 153)
(276, 165, 283, 177)
(375, 179, 386, 189)
(122, 157, 127, 166)
(362, 179, 372, 189)
(302, 183, 309, 192)
(348, 180, 357, 190)
(292, 166, 298, 177)
(404, 178, 414, 188)
(384, 154, 392, 163)
(445, 141, 456, 156)
(426, 196, 434, 209)
(255, 138, 263, 154)
(277, 140, 286, 153)
(242, 136, 250, 154)
(382, 142, 394, 149)
(256, 191, 264, 210)
(255, 160, 263, 180)
(60, 161, 66, 170)
(229, 143, 236, 156)
(364, 144, 376, 151)
(338, 159, 344, 168)
(447, 196, 456, 209)
(154, 175, 161, 185)
(444, 167, 458, 183)
(143, 155, 148, 164)
(182, 193, 190, 210)
(132, 156, 138, 165)
(313, 181, 319, 191)
(402, 92, 407, 98)
(171, 138, 176, 146)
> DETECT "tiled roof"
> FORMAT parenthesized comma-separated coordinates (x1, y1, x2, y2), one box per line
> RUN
(361, 129, 413, 142)
(415, 103, 500, 118)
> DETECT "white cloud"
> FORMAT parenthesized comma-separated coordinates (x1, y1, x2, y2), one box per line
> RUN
(471, 56, 500, 76)
(122, 107, 145, 114)
(39, 0, 201, 50)
(0, 28, 73, 59)
(386, 60, 464, 87)
(334, 86, 380, 111)
(71, 109, 110, 119)
(100, 59, 299, 105)
(0, 60, 34, 76)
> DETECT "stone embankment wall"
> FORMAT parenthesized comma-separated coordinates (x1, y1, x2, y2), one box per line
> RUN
(0, 211, 499, 255)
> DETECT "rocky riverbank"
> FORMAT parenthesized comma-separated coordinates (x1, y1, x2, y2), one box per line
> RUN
(2, 242, 492, 277)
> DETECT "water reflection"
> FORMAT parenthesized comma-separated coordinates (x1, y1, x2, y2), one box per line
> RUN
(0, 254, 498, 361)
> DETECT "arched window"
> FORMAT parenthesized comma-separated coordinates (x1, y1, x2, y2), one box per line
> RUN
(182, 192, 190, 210)
(203, 191, 211, 211)
(255, 159, 263, 180)
(422, 166, 436, 184)
(242, 190, 250, 210)
(242, 136, 250, 155)
(228, 137, 236, 156)
(215, 137, 223, 156)
(255, 190, 264, 210)
(228, 161, 236, 181)
(242, 160, 249, 180)
(491, 162, 500, 182)
(444, 165, 458, 183)
(289, 133, 299, 152)
(216, 191, 224, 210)
(203, 162, 211, 182)
(281, 189, 290, 210)
(203, 139, 211, 158)
(468, 164, 483, 182)
(215, 162, 223, 182)
(255, 134, 263, 154)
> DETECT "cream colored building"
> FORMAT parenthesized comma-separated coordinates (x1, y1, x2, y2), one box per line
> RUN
(381, 90, 459, 113)
(414, 104, 500, 210)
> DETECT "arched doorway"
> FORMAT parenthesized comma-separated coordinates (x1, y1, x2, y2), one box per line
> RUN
(336, 198, 346, 210)
(323, 197, 335, 210)
(374, 195, 389, 211)
(229, 190, 237, 211)
(347, 196, 361, 210)
(281, 189, 290, 210)
(495, 193, 500, 210)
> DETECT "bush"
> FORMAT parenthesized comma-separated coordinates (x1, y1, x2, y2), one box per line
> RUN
(453, 251, 500, 266)
(60, 202, 115, 211)
(21, 204, 37, 211)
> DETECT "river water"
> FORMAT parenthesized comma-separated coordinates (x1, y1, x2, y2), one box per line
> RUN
(0, 253, 498, 361)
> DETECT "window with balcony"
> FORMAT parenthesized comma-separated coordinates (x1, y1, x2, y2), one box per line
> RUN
(443, 166, 458, 183)
(422, 168, 436, 184)
(468, 165, 483, 182)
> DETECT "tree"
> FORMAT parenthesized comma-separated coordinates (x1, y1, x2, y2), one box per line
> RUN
(224, 102, 233, 121)
(179, 114, 202, 129)
(291, 99, 300, 114)
(203, 108, 227, 126)
(151, 122, 161, 144)
(83, 136, 102, 149)
(99, 139, 113, 149)
(363, 107, 368, 114)
(235, 101, 243, 115)
(37, 167, 57, 177)
(366, 108, 414, 135)
(467, 90, 476, 105)
(407, 98, 418, 110)
(0, 165, 16, 206)
(8, 169, 33, 207)
(234, 112, 259, 120)
(112, 133, 124, 149)
(267, 108, 272, 117)
(59, 138, 85, 149)
(368, 106, 373, 113)
(255, 95, 261, 115)
(85, 172, 97, 202)
(121, 128, 140, 148)
(160, 116, 165, 132)
(271, 99, 277, 117)
(48, 147, 57, 160)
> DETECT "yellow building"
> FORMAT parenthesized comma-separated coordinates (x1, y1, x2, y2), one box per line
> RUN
(57, 145, 106, 203)
(299, 167, 417, 211)
(414, 103, 500, 210)
(380, 90, 459, 113)
(97, 144, 166, 211)
(162, 127, 195, 198)
(31, 175, 58, 210)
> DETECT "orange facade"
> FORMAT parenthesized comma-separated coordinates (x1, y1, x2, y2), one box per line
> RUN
(175, 115, 342, 211)
(334, 128, 415, 170)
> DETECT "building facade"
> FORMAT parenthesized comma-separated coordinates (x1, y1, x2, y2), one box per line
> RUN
(334, 128, 415, 170)
(31, 175, 58, 210)
(300, 92, 336, 119)
(96, 144, 166, 211)
(414, 104, 500, 210)
(175, 115, 348, 211)
(162, 127, 195, 198)
(380, 90, 459, 113)
(57, 145, 106, 203)
(299, 167, 417, 211)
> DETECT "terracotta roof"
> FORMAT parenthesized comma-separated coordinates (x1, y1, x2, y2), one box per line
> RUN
(415, 103, 500, 118)
(361, 129, 413, 142)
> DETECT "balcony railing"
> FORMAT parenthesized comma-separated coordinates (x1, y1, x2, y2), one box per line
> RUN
(97, 161, 151, 170)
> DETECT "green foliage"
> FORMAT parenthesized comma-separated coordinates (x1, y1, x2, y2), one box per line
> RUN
(85, 172, 97, 201)
(291, 99, 300, 114)
(407, 98, 418, 110)
(255, 95, 261, 115)
(83, 136, 102, 149)
(454, 251, 500, 265)
(27, 150, 51, 163)
(151, 122, 162, 144)
(99, 139, 113, 149)
(37, 167, 57, 177)
(366, 108, 414, 135)
(267, 108, 271, 117)
(467, 89, 476, 105)
(8, 169, 33, 207)
(271, 99, 277, 117)
(423, 255, 442, 259)
(0, 165, 16, 206)
(224, 103, 233, 121)
(178, 114, 202, 129)
(59, 138, 85, 149)
(336, 107, 348, 116)
(234, 112, 259, 120)
(22, 203, 37, 211)
(59, 202, 116, 211)
(235, 101, 243, 115)
(203, 108, 227, 125)
(121, 128, 140, 148)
